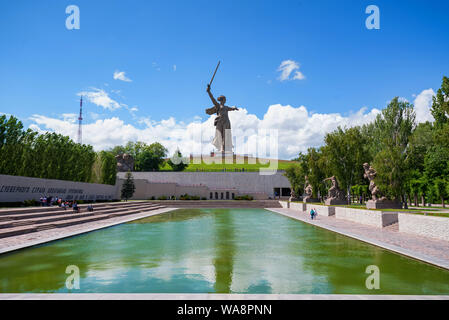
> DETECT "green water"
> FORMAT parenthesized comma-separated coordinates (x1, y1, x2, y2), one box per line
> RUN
(0, 208, 448, 294)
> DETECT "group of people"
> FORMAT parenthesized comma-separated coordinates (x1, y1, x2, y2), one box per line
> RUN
(39, 196, 94, 213)
(39, 196, 59, 207)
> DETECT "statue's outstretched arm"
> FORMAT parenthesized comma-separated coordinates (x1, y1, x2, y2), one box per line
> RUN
(207, 85, 218, 106)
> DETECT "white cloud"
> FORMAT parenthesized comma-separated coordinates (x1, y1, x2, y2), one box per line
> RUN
(113, 71, 132, 82)
(152, 62, 161, 71)
(29, 103, 380, 160)
(173, 65, 177, 71)
(414, 88, 435, 123)
(78, 88, 123, 111)
(61, 113, 78, 123)
(277, 60, 306, 81)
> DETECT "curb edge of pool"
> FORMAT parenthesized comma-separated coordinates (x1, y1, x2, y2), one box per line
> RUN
(0, 293, 448, 300)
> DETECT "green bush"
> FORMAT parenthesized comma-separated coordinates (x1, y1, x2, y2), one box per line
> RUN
(234, 195, 254, 201)
(179, 194, 200, 200)
(157, 195, 167, 200)
(23, 199, 39, 206)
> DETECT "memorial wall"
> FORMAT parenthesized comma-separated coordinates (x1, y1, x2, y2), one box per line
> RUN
(0, 174, 118, 203)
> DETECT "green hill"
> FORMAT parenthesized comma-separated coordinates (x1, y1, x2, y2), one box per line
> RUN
(160, 155, 295, 172)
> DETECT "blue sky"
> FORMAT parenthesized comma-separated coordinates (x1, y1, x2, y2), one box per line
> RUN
(1, 0, 448, 158)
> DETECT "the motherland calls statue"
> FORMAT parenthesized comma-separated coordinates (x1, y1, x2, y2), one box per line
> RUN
(116, 153, 134, 172)
(323, 176, 346, 205)
(205, 61, 239, 153)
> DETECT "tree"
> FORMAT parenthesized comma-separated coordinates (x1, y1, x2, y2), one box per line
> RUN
(323, 126, 367, 203)
(417, 177, 428, 207)
(99, 151, 117, 185)
(305, 148, 327, 198)
(431, 76, 449, 149)
(167, 149, 188, 171)
(407, 122, 433, 173)
(121, 171, 136, 201)
(110, 141, 169, 172)
(434, 178, 448, 208)
(137, 142, 168, 171)
(424, 146, 449, 180)
(408, 176, 421, 207)
(284, 163, 305, 196)
(431, 76, 449, 127)
(372, 97, 416, 201)
(0, 115, 97, 183)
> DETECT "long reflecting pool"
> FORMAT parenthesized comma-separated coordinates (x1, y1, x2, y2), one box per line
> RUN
(0, 208, 448, 294)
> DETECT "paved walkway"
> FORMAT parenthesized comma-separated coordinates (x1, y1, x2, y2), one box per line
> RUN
(0, 207, 178, 254)
(267, 208, 449, 270)
(0, 293, 448, 300)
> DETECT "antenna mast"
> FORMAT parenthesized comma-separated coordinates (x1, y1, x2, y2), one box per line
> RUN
(77, 96, 83, 144)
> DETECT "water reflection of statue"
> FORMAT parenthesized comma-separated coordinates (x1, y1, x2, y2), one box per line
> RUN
(323, 176, 346, 205)
(205, 84, 239, 153)
(213, 211, 235, 293)
(363, 163, 384, 201)
(303, 176, 313, 201)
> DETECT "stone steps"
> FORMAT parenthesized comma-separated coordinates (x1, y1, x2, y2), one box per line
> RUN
(0, 202, 155, 223)
(0, 201, 148, 216)
(0, 204, 148, 229)
(0, 204, 165, 239)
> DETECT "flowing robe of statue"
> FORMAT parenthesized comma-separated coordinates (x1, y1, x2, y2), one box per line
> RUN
(206, 87, 238, 153)
(206, 105, 234, 152)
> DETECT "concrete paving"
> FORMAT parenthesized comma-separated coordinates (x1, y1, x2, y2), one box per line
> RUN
(0, 293, 448, 300)
(267, 208, 449, 270)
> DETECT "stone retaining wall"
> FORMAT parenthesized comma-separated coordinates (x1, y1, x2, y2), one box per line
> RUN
(279, 201, 289, 208)
(117, 171, 291, 200)
(291, 202, 306, 212)
(278, 201, 307, 211)
(335, 207, 398, 228)
(0, 174, 117, 203)
(305, 204, 335, 216)
(398, 213, 449, 241)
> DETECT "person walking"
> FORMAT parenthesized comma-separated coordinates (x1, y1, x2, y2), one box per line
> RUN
(310, 208, 317, 220)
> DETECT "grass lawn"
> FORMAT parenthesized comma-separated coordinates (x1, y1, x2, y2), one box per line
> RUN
(288, 201, 446, 215)
(160, 157, 294, 172)
(405, 211, 449, 218)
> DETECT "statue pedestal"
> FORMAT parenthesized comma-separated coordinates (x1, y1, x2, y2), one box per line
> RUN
(366, 200, 402, 210)
(325, 198, 347, 206)
(213, 151, 234, 157)
(303, 197, 319, 203)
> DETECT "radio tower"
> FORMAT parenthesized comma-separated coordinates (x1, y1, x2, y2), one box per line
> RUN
(77, 96, 83, 144)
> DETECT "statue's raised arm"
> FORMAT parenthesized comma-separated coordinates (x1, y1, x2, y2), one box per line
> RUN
(206, 84, 218, 106)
